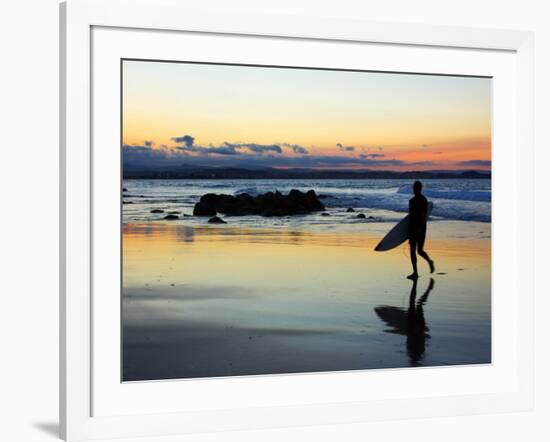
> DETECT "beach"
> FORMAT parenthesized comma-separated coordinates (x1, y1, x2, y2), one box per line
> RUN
(122, 216, 491, 381)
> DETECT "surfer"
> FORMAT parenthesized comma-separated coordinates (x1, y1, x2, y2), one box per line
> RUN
(407, 181, 435, 280)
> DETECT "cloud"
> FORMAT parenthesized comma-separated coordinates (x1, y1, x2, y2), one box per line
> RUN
(176, 143, 239, 155)
(455, 160, 491, 167)
(122, 142, 410, 171)
(359, 153, 385, 159)
(407, 161, 435, 166)
(176, 145, 239, 156)
(292, 145, 309, 154)
(280, 143, 309, 155)
(295, 156, 404, 167)
(122, 136, 450, 172)
(171, 135, 195, 147)
(175, 141, 285, 156)
(122, 144, 168, 158)
(336, 143, 355, 152)
(213, 144, 240, 155)
(172, 136, 344, 157)
(223, 142, 282, 154)
(122, 144, 174, 170)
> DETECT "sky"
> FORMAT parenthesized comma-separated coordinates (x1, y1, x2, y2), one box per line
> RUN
(122, 60, 492, 171)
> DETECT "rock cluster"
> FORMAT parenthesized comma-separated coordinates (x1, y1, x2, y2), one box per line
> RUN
(193, 189, 325, 217)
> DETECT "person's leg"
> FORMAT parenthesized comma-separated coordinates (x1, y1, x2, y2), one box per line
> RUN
(408, 238, 419, 279)
(417, 232, 435, 273)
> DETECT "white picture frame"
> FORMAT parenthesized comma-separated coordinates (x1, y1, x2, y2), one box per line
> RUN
(60, 0, 534, 440)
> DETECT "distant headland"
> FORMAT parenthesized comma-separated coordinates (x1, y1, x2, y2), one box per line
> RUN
(123, 166, 491, 180)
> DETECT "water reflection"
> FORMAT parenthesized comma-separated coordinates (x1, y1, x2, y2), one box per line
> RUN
(175, 226, 195, 243)
(374, 278, 435, 365)
(122, 222, 491, 379)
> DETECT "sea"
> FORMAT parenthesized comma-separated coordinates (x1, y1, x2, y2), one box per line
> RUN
(122, 178, 491, 227)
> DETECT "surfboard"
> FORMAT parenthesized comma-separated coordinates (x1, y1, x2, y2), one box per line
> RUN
(374, 202, 433, 252)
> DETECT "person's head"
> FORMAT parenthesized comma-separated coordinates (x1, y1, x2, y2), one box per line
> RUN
(413, 181, 423, 196)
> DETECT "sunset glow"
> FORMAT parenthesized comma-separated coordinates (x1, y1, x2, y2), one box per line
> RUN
(122, 60, 491, 172)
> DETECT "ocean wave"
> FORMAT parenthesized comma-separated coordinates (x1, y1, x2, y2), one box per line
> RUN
(123, 178, 492, 223)
(397, 184, 491, 202)
(234, 186, 259, 196)
(318, 194, 490, 222)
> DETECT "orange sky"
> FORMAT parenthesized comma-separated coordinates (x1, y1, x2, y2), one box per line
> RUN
(123, 60, 492, 171)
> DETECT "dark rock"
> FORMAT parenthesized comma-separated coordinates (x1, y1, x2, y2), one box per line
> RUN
(122, 201, 133, 204)
(193, 189, 325, 217)
(356, 213, 366, 219)
(193, 199, 217, 216)
(163, 214, 179, 220)
(122, 188, 128, 192)
(167, 211, 181, 214)
(368, 216, 374, 219)
(321, 212, 331, 216)
(150, 209, 164, 214)
(346, 208, 355, 212)
(261, 208, 288, 217)
(208, 216, 226, 224)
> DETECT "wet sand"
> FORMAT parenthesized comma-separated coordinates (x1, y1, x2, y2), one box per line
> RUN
(122, 221, 491, 381)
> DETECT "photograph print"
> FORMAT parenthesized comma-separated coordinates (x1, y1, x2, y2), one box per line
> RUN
(121, 60, 491, 381)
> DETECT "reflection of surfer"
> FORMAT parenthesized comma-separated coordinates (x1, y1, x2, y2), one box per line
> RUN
(405, 278, 434, 364)
(374, 278, 435, 366)
(407, 181, 435, 280)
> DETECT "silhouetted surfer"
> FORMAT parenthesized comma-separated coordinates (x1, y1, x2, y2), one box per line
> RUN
(407, 181, 435, 280)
